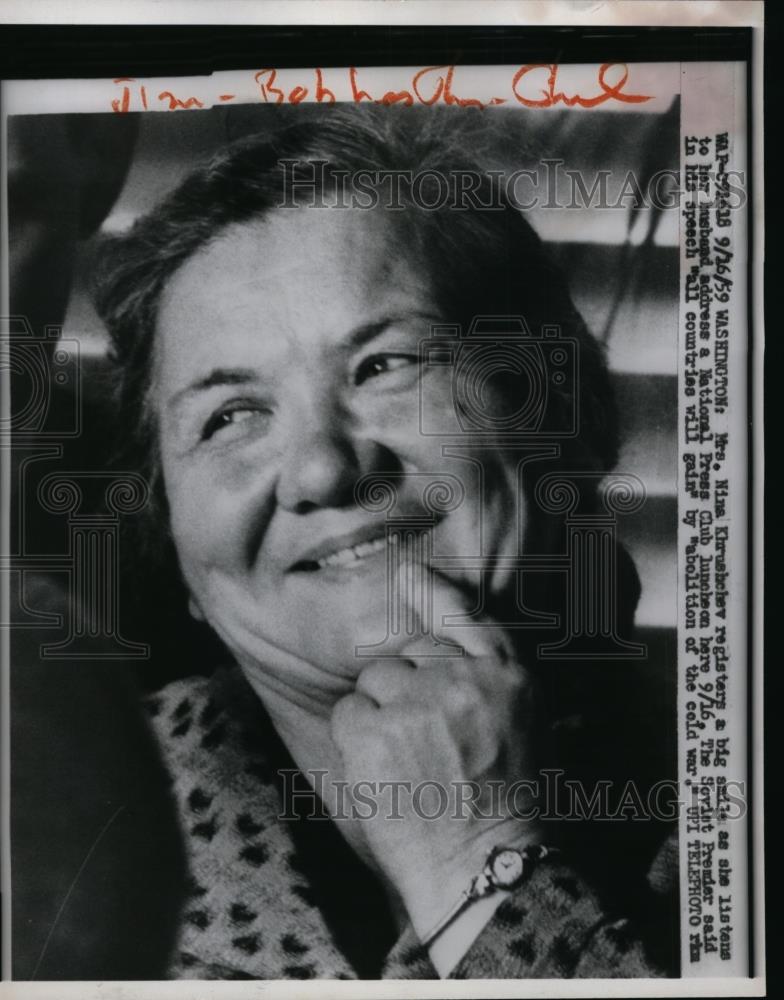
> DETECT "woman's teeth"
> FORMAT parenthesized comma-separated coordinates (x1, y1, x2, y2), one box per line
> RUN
(317, 535, 390, 569)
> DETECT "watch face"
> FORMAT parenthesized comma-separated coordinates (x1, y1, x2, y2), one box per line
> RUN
(489, 848, 526, 888)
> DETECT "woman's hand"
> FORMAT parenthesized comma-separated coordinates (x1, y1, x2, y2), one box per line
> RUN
(196, 564, 547, 940)
(330, 572, 545, 940)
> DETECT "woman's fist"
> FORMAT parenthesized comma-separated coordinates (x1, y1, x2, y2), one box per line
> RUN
(330, 573, 545, 937)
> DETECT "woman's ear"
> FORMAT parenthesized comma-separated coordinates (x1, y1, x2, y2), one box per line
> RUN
(188, 595, 205, 622)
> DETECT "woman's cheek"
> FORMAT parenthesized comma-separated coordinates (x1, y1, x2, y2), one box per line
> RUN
(168, 474, 243, 577)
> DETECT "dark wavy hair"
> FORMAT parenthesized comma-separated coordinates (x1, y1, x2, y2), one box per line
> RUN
(93, 105, 619, 562)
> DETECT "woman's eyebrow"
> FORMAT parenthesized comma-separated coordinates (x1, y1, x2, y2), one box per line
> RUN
(348, 312, 440, 348)
(166, 314, 439, 410)
(167, 368, 258, 411)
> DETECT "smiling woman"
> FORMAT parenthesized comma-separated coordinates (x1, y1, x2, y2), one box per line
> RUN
(91, 106, 677, 980)
(154, 207, 499, 672)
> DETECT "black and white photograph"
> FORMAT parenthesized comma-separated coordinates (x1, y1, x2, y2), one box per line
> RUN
(1, 7, 762, 995)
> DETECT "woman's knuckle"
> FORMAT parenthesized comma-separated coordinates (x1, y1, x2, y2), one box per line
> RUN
(444, 679, 477, 714)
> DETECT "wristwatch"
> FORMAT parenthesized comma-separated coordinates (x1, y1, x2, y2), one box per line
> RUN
(420, 843, 559, 948)
(484, 843, 555, 890)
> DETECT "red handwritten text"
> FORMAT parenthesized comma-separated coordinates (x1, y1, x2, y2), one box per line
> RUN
(511, 63, 652, 108)
(110, 63, 652, 113)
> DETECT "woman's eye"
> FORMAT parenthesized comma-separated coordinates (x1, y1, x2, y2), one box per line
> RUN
(354, 353, 419, 387)
(201, 405, 270, 442)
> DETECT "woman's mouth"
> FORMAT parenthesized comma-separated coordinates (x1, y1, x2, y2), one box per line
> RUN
(290, 523, 393, 574)
(313, 534, 390, 570)
(288, 512, 445, 580)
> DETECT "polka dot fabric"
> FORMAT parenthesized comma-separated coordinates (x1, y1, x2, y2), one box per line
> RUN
(146, 667, 674, 980)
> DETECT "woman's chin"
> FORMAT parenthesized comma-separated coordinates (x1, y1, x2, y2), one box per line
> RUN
(288, 587, 411, 679)
(307, 611, 403, 678)
(258, 547, 489, 679)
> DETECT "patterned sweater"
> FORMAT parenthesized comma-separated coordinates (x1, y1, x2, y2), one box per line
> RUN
(145, 665, 678, 979)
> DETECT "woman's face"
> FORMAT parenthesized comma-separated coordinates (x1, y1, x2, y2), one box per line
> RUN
(153, 207, 523, 681)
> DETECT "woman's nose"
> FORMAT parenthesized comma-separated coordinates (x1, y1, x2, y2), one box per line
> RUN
(275, 403, 367, 514)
